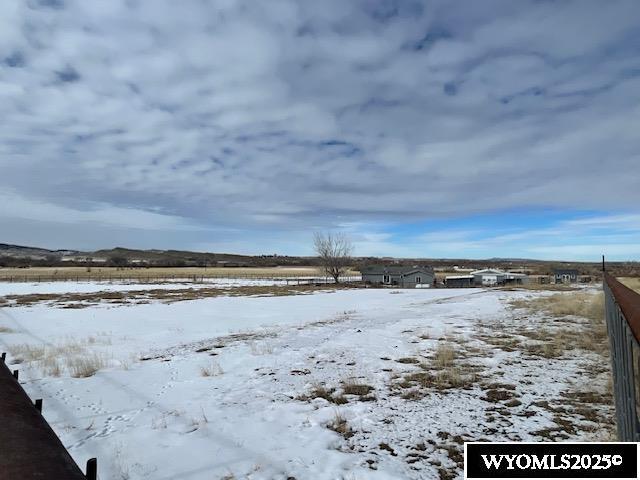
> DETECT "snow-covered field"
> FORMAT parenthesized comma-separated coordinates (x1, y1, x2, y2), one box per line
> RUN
(0, 278, 301, 296)
(0, 284, 612, 479)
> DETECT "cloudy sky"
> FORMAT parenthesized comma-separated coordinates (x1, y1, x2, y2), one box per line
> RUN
(1, 0, 639, 260)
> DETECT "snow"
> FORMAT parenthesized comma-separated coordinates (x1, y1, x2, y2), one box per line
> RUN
(0, 278, 300, 296)
(0, 285, 611, 479)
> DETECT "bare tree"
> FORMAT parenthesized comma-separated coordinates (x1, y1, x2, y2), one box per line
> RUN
(313, 232, 354, 284)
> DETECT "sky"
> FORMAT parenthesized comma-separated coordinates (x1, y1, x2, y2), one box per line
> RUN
(1, 0, 639, 261)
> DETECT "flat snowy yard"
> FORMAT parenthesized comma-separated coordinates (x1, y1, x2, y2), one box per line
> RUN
(0, 283, 613, 480)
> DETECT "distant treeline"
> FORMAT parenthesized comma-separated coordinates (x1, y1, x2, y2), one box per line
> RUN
(0, 253, 637, 277)
(0, 255, 317, 269)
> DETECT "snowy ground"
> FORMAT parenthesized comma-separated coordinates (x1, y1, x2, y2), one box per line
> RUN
(0, 285, 612, 480)
(0, 278, 303, 296)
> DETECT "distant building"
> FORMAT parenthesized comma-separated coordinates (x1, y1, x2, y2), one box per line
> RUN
(471, 269, 529, 286)
(530, 275, 551, 284)
(554, 268, 579, 284)
(502, 272, 529, 285)
(444, 275, 474, 288)
(361, 265, 435, 288)
(61, 255, 107, 263)
(452, 266, 473, 272)
(471, 269, 506, 286)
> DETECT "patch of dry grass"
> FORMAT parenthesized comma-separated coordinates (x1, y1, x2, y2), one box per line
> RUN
(9, 343, 47, 361)
(249, 341, 274, 355)
(524, 341, 563, 359)
(510, 292, 604, 321)
(39, 357, 62, 377)
(0, 325, 14, 333)
(2, 283, 360, 308)
(434, 367, 475, 389)
(432, 342, 456, 369)
(511, 292, 608, 357)
(327, 412, 354, 439)
(8, 338, 111, 377)
(391, 338, 479, 396)
(299, 385, 349, 405)
(0, 266, 360, 280)
(509, 283, 580, 292)
(396, 357, 420, 364)
(200, 361, 224, 377)
(398, 366, 477, 393)
(620, 277, 640, 293)
(341, 379, 375, 399)
(67, 353, 108, 378)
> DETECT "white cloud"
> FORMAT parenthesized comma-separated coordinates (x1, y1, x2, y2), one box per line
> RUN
(0, 0, 639, 255)
(0, 190, 201, 231)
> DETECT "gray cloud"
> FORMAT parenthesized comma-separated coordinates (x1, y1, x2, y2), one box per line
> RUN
(0, 0, 639, 251)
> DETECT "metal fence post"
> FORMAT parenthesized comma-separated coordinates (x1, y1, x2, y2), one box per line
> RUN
(86, 458, 97, 480)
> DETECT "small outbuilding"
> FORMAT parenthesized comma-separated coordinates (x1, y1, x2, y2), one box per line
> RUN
(502, 272, 529, 285)
(471, 269, 506, 286)
(444, 275, 474, 288)
(554, 268, 579, 284)
(361, 265, 435, 288)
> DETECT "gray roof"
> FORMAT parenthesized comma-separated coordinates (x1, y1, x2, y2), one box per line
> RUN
(361, 264, 434, 275)
(553, 268, 579, 274)
(470, 268, 505, 275)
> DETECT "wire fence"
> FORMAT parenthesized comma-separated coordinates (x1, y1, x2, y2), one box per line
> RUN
(603, 271, 640, 441)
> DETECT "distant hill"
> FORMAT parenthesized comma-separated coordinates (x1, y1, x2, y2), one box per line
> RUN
(0, 243, 77, 259)
(0, 243, 314, 267)
(0, 243, 636, 276)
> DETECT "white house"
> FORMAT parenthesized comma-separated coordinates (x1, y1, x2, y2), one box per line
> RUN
(470, 269, 529, 286)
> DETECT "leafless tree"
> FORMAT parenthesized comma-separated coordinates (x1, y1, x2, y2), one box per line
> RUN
(313, 232, 354, 284)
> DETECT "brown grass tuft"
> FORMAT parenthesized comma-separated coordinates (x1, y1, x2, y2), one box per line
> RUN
(341, 380, 375, 397)
(200, 361, 224, 377)
(301, 385, 349, 405)
(68, 354, 108, 378)
(396, 357, 420, 364)
(432, 342, 457, 369)
(327, 412, 354, 439)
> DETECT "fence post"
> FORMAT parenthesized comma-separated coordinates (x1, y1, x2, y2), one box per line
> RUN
(13, 369, 18, 379)
(34, 399, 43, 413)
(1, 352, 5, 362)
(86, 458, 97, 480)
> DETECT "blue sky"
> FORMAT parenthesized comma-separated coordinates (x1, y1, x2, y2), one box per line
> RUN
(1, 0, 639, 261)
